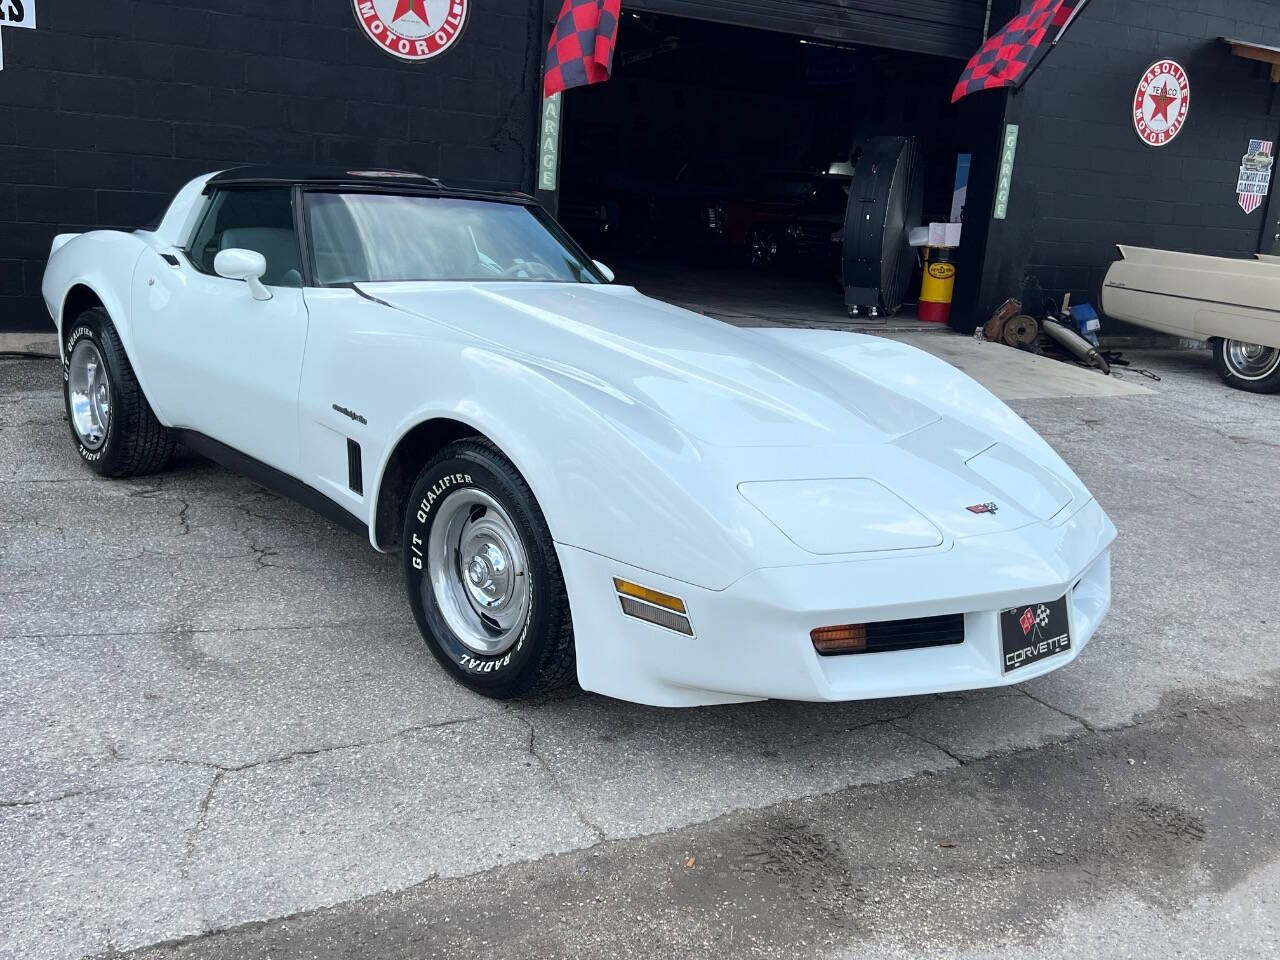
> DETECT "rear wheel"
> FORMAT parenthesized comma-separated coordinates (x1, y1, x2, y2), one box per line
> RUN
(62, 308, 175, 476)
(1213, 338, 1280, 393)
(402, 439, 575, 698)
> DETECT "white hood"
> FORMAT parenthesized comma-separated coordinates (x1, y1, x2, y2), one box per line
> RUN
(359, 280, 1087, 551)
(358, 282, 940, 448)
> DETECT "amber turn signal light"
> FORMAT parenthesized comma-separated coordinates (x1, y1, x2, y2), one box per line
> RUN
(613, 578, 687, 614)
(811, 624, 868, 656)
(613, 578, 694, 636)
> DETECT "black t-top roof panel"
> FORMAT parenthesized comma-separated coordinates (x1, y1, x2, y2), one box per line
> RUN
(204, 166, 533, 203)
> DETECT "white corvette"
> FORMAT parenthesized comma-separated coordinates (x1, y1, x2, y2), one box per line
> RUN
(41, 168, 1115, 706)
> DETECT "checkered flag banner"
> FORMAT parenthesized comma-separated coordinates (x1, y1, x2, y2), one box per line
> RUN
(1035, 605, 1051, 628)
(951, 0, 1091, 103)
(543, 0, 622, 98)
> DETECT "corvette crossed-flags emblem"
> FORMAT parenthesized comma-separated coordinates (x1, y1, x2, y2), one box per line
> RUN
(1020, 604, 1052, 636)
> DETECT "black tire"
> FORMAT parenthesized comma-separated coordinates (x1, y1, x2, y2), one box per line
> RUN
(402, 439, 575, 699)
(62, 308, 175, 477)
(1212, 338, 1280, 394)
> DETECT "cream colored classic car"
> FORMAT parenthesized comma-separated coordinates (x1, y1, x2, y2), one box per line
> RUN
(1102, 245, 1280, 393)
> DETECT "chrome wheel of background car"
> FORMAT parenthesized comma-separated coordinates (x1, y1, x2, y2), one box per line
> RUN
(426, 488, 531, 657)
(1223, 339, 1280, 381)
(747, 227, 778, 268)
(67, 338, 111, 450)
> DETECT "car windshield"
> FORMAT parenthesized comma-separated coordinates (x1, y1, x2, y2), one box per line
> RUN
(306, 192, 602, 285)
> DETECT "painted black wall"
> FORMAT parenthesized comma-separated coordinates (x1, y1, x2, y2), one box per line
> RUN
(0, 0, 545, 332)
(976, 0, 1280, 336)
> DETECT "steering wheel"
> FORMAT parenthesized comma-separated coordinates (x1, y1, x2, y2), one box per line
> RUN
(500, 260, 555, 280)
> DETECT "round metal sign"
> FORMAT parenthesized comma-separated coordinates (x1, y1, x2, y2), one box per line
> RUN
(351, 0, 468, 62)
(1133, 59, 1190, 147)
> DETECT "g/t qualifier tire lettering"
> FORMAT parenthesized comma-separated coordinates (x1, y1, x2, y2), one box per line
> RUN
(401, 439, 575, 699)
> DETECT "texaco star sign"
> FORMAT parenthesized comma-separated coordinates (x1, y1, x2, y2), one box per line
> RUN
(352, 0, 469, 62)
(1133, 58, 1190, 147)
(0, 0, 37, 72)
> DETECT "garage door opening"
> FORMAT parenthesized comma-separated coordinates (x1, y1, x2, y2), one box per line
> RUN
(555, 11, 999, 327)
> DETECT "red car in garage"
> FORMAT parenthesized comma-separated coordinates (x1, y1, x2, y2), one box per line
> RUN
(703, 170, 850, 269)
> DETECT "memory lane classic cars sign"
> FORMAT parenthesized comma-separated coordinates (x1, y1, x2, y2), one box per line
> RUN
(0, 0, 36, 71)
(1237, 139, 1274, 215)
(352, 0, 468, 62)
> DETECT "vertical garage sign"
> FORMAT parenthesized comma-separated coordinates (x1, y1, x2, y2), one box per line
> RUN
(539, 93, 562, 192)
(0, 0, 36, 71)
(993, 123, 1019, 220)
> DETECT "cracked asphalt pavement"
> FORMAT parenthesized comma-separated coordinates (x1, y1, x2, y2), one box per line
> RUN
(2, 346, 1278, 960)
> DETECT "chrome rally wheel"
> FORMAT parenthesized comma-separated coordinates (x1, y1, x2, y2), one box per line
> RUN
(67, 337, 111, 451)
(426, 488, 531, 658)
(402, 439, 575, 698)
(61, 308, 175, 476)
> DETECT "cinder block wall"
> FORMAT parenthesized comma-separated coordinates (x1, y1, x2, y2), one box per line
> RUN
(0, 0, 544, 332)
(978, 0, 1280, 334)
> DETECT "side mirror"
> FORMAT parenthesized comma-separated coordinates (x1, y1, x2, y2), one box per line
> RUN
(214, 248, 273, 301)
(593, 260, 615, 283)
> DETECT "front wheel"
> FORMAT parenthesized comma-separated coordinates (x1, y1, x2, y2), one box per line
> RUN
(402, 439, 575, 698)
(1213, 338, 1280, 393)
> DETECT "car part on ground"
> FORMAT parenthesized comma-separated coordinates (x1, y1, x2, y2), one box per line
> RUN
(1041, 319, 1112, 375)
(1002, 314, 1040, 348)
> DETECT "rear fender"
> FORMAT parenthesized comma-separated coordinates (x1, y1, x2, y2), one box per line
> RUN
(42, 231, 149, 361)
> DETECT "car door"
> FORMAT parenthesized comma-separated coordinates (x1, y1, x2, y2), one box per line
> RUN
(131, 186, 309, 476)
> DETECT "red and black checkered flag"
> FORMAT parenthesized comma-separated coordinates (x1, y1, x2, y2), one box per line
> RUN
(951, 0, 1090, 103)
(544, 0, 623, 98)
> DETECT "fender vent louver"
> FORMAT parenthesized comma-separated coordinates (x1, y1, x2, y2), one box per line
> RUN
(347, 439, 363, 496)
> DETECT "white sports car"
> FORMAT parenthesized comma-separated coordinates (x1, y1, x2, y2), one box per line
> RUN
(41, 168, 1115, 706)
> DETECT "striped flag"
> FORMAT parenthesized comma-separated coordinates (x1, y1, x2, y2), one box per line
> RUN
(951, 0, 1090, 103)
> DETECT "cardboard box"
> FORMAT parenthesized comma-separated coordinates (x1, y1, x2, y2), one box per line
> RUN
(928, 222, 963, 247)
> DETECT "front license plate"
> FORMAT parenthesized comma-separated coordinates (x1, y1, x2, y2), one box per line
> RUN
(1000, 596, 1071, 674)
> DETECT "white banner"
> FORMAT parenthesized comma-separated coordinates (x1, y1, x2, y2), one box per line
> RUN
(0, 0, 38, 72)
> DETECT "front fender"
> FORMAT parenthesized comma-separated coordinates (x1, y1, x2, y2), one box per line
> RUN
(365, 344, 783, 592)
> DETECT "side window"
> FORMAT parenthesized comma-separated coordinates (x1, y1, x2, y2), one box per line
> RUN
(187, 188, 303, 287)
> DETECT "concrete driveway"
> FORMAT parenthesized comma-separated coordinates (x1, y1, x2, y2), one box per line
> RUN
(2, 344, 1278, 960)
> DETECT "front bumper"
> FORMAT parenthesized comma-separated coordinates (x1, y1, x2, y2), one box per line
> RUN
(558, 498, 1115, 707)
